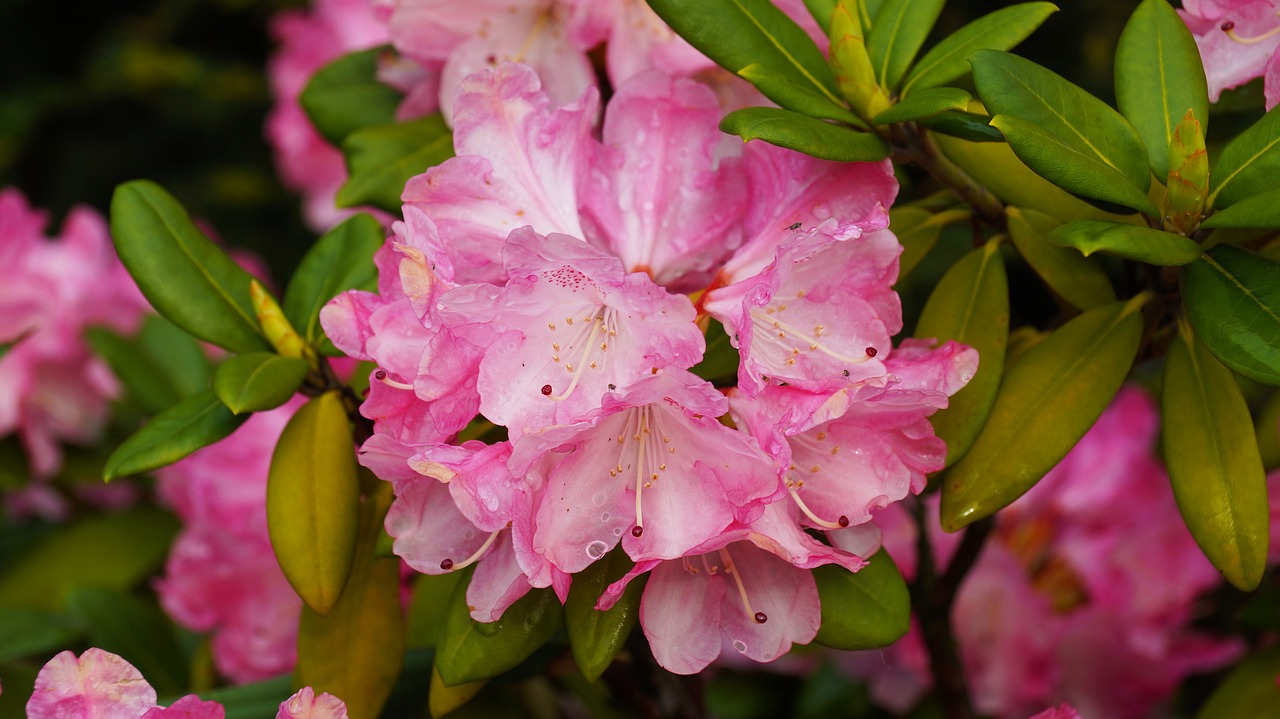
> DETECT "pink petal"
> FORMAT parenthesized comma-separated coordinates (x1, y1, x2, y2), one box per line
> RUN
(640, 556, 726, 674)
(139, 696, 224, 719)
(28, 649, 158, 719)
(276, 687, 347, 719)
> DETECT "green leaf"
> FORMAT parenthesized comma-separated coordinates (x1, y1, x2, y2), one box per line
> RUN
(1166, 110, 1209, 235)
(283, 213, 383, 352)
(803, 0, 838, 34)
(212, 352, 309, 414)
(435, 569, 563, 686)
(813, 550, 909, 649)
(0, 663, 39, 719)
(1048, 220, 1202, 266)
(1209, 103, 1280, 208)
(406, 572, 464, 649)
(85, 327, 184, 414)
(297, 484, 404, 719)
(66, 588, 188, 696)
(428, 666, 485, 719)
(972, 50, 1156, 215)
(104, 389, 249, 480)
(872, 87, 971, 125)
(646, 0, 842, 106)
(901, 2, 1059, 95)
(829, 0, 891, 118)
(267, 391, 360, 615)
(890, 206, 962, 281)
(914, 241, 1008, 468)
(866, 0, 946, 90)
(336, 115, 454, 212)
(564, 546, 645, 682)
(738, 64, 863, 125)
(940, 295, 1145, 531)
(110, 181, 270, 353)
(1114, 0, 1209, 179)
(300, 46, 401, 146)
(0, 508, 179, 611)
(1182, 244, 1280, 386)
(1202, 186, 1280, 229)
(918, 111, 1004, 142)
(199, 676, 294, 719)
(720, 107, 889, 162)
(139, 316, 213, 397)
(1162, 323, 1269, 590)
(1007, 207, 1116, 310)
(0, 608, 83, 661)
(691, 320, 740, 386)
(1196, 646, 1280, 719)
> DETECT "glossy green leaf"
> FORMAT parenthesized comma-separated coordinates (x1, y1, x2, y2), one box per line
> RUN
(872, 87, 971, 125)
(435, 569, 563, 686)
(1202, 186, 1280, 229)
(282, 214, 382, 354)
(110, 181, 270, 353)
(1114, 0, 1209, 179)
(813, 550, 909, 649)
(972, 50, 1156, 215)
(940, 295, 1145, 531)
(1163, 323, 1268, 590)
(647, 0, 842, 106)
(891, 206, 965, 281)
(406, 572, 464, 649)
(337, 115, 454, 212)
(915, 241, 1008, 468)
(691, 320, 740, 386)
(200, 676, 294, 719)
(721, 107, 889, 161)
(918, 111, 1004, 142)
(0, 609, 82, 660)
(66, 588, 188, 696)
(829, 0, 891, 118)
(297, 484, 403, 719)
(1182, 244, 1280, 385)
(565, 546, 645, 682)
(866, 0, 946, 90)
(738, 65, 863, 125)
(901, 2, 1059, 95)
(1196, 645, 1280, 719)
(138, 316, 213, 397)
(0, 508, 179, 611)
(1007, 207, 1116, 310)
(429, 666, 485, 719)
(1048, 220, 1202, 266)
(1167, 110, 1209, 235)
(299, 46, 401, 146)
(104, 389, 249, 480)
(86, 327, 185, 414)
(212, 352, 309, 414)
(267, 391, 360, 615)
(1209, 103, 1280, 208)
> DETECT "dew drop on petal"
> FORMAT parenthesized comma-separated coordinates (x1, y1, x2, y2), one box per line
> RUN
(732, 640, 748, 653)
(600, 512, 611, 522)
(961, 370, 975, 382)
(592, 492, 607, 507)
(463, 529, 475, 540)
(585, 540, 609, 560)
(613, 528, 623, 537)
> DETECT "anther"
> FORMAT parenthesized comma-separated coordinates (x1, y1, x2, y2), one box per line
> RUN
(1222, 15, 1280, 44)
(374, 368, 414, 391)
(540, 384, 553, 395)
(439, 558, 454, 570)
(838, 515, 850, 527)
(865, 347, 878, 357)
(631, 526, 644, 537)
(754, 612, 769, 624)
(374, 369, 387, 380)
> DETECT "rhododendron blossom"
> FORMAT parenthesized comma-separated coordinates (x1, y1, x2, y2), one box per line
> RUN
(1181, 0, 1280, 109)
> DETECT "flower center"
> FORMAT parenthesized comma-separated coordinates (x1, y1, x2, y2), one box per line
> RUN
(544, 306, 620, 402)
(784, 430, 851, 530)
(681, 547, 768, 624)
(606, 406, 675, 537)
(748, 302, 877, 371)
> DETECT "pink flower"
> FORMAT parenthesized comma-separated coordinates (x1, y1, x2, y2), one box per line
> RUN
(1181, 0, 1280, 109)
(275, 687, 348, 719)
(1028, 705, 1080, 719)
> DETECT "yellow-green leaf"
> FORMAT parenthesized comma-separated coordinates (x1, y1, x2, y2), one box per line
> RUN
(212, 352, 309, 415)
(104, 390, 249, 481)
(720, 107, 889, 162)
(1162, 322, 1268, 590)
(1048, 220, 1202, 266)
(829, 0, 891, 118)
(1196, 646, 1280, 719)
(428, 665, 484, 719)
(940, 295, 1145, 531)
(901, 2, 1059, 95)
(267, 392, 360, 615)
(1007, 207, 1116, 310)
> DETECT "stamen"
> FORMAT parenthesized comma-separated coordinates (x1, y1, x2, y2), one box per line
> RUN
(787, 485, 848, 530)
(548, 316, 604, 402)
(374, 368, 414, 391)
(1222, 14, 1280, 44)
(719, 547, 767, 624)
(442, 530, 502, 572)
(749, 308, 877, 365)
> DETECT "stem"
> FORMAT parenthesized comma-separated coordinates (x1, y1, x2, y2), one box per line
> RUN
(893, 124, 1006, 229)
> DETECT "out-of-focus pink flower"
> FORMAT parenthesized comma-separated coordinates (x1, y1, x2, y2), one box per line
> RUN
(275, 687, 348, 719)
(139, 696, 225, 719)
(1181, 0, 1280, 109)
(155, 401, 303, 684)
(1028, 705, 1080, 719)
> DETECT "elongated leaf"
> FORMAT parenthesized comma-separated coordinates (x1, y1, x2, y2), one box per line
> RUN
(337, 115, 454, 212)
(200, 676, 294, 719)
(901, 2, 1059, 95)
(1167, 109, 1209, 235)
(872, 87, 971, 125)
(989, 114, 1159, 216)
(972, 50, 1155, 214)
(297, 484, 403, 719)
(1163, 323, 1268, 590)
(212, 352, 309, 414)
(1115, 0, 1209, 178)
(866, 0, 946, 90)
(1007, 207, 1116, 310)
(1048, 221, 1201, 266)
(1202, 186, 1280, 229)
(829, 0, 891, 118)
(138, 316, 213, 397)
(428, 666, 485, 719)
(110, 181, 270, 353)
(813, 550, 909, 649)
(565, 546, 645, 682)
(435, 570, 563, 687)
(300, 47, 401, 146)
(267, 391, 360, 615)
(647, 0, 842, 105)
(915, 241, 1008, 468)
(890, 206, 960, 281)
(940, 295, 1145, 531)
(407, 572, 464, 649)
(85, 327, 184, 414)
(283, 213, 383, 351)
(803, 0, 838, 34)
(104, 390, 249, 480)
(0, 508, 179, 611)
(0, 609, 83, 660)
(1196, 646, 1280, 719)
(919, 111, 1004, 142)
(67, 588, 188, 696)
(1209, 103, 1280, 208)
(738, 65, 863, 125)
(721, 107, 889, 161)
(1182, 244, 1280, 385)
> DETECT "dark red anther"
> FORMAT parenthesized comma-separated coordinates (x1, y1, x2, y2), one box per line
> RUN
(631, 526, 644, 537)
(1222, 20, 1236, 31)
(374, 368, 388, 381)
(838, 515, 850, 527)
(754, 612, 768, 624)
(540, 384, 553, 395)
(440, 558, 454, 570)
(865, 347, 878, 357)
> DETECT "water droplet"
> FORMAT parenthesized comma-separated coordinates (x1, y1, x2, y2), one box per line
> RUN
(732, 640, 748, 653)
(812, 203, 831, 219)
(526, 273, 538, 282)
(961, 370, 974, 382)
(612, 528, 623, 537)
(600, 512, 612, 523)
(592, 492, 607, 506)
(585, 540, 609, 560)
(463, 529, 475, 540)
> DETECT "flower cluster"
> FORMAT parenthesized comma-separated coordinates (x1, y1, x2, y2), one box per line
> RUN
(318, 45, 976, 671)
(1181, 0, 1280, 109)
(844, 387, 1242, 718)
(25, 648, 345, 719)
